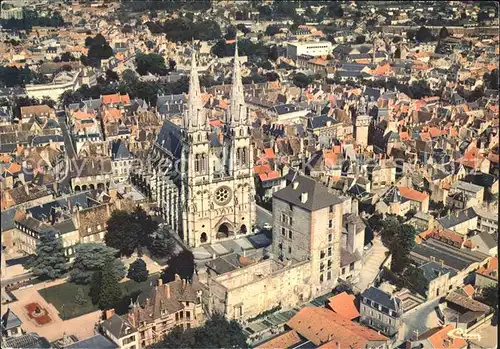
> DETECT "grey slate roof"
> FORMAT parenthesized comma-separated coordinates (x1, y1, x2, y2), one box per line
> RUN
(111, 140, 132, 160)
(307, 115, 337, 129)
(4, 333, 51, 348)
(67, 334, 118, 349)
(437, 207, 477, 229)
(361, 286, 402, 314)
(420, 260, 457, 283)
(155, 120, 183, 159)
(1, 208, 16, 232)
(273, 173, 344, 211)
(102, 314, 137, 339)
(411, 238, 488, 271)
(1, 309, 22, 330)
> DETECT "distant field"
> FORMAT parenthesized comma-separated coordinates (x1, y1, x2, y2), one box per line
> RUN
(38, 274, 160, 320)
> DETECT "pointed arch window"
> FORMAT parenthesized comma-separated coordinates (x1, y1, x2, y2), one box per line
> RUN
(236, 148, 241, 165)
(242, 148, 247, 165)
(195, 154, 200, 172)
(201, 154, 206, 173)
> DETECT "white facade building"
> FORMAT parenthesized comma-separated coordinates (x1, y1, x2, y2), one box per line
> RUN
(287, 41, 333, 60)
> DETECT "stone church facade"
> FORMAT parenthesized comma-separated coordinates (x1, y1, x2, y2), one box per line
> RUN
(133, 44, 256, 248)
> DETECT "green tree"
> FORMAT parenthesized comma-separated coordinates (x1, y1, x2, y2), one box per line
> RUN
(23, 230, 69, 280)
(439, 26, 449, 39)
(75, 287, 87, 305)
(236, 23, 250, 35)
(268, 45, 279, 61)
(152, 313, 248, 348)
(105, 207, 158, 257)
(355, 35, 366, 44)
(293, 73, 313, 88)
(60, 52, 75, 62)
(127, 258, 149, 282)
(224, 25, 237, 40)
(135, 52, 167, 76)
(149, 232, 175, 259)
(89, 271, 102, 305)
(415, 26, 434, 43)
(265, 25, 281, 37)
(479, 286, 498, 310)
(161, 250, 195, 283)
(395, 264, 427, 295)
(70, 243, 125, 284)
(98, 259, 123, 310)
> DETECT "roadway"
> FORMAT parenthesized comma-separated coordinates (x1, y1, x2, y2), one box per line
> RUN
(57, 111, 76, 194)
(256, 204, 273, 228)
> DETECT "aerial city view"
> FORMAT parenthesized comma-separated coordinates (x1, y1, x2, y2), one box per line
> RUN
(0, 0, 498, 348)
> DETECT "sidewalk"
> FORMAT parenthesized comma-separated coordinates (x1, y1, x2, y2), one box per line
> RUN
(9, 278, 100, 342)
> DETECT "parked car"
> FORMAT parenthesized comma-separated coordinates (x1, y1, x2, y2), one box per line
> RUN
(262, 222, 272, 230)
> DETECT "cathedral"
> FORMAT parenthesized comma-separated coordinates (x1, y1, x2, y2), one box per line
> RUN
(134, 43, 256, 248)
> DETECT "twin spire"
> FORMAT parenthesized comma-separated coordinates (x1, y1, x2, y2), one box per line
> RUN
(184, 38, 246, 132)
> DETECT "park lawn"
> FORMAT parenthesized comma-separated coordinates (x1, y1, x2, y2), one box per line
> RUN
(38, 274, 160, 320)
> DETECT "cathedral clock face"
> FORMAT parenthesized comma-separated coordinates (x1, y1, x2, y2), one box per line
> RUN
(214, 186, 232, 206)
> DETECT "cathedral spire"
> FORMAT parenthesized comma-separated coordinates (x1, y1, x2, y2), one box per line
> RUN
(184, 40, 204, 130)
(229, 37, 246, 126)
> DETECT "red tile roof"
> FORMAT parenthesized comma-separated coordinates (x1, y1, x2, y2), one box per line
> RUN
(255, 330, 302, 349)
(288, 307, 388, 348)
(264, 148, 275, 159)
(327, 292, 360, 320)
(426, 325, 467, 349)
(102, 93, 130, 105)
(398, 186, 429, 202)
(462, 284, 475, 297)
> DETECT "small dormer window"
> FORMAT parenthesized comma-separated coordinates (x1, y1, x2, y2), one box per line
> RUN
(87, 227, 92, 233)
(97, 224, 101, 230)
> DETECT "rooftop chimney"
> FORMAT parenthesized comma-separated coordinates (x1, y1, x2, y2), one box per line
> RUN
(301, 192, 308, 203)
(175, 274, 181, 281)
(165, 284, 170, 299)
(157, 278, 163, 287)
(105, 308, 115, 320)
(293, 181, 299, 190)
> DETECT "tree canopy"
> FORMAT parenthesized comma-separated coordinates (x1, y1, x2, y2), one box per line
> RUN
(105, 207, 158, 257)
(23, 230, 69, 280)
(127, 258, 149, 282)
(148, 18, 222, 43)
(136, 52, 168, 76)
(151, 313, 248, 348)
(265, 25, 282, 37)
(293, 73, 314, 88)
(380, 216, 417, 274)
(84, 34, 114, 67)
(98, 258, 123, 309)
(0, 9, 64, 31)
(0, 66, 50, 88)
(161, 250, 195, 283)
(70, 243, 126, 284)
(439, 27, 449, 39)
(415, 26, 435, 43)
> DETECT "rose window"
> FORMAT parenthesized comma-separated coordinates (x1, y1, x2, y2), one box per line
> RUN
(215, 186, 232, 205)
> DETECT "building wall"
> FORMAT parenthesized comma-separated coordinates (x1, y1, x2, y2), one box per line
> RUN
(272, 195, 343, 296)
(359, 301, 402, 337)
(207, 259, 312, 321)
(474, 273, 497, 289)
(287, 42, 333, 60)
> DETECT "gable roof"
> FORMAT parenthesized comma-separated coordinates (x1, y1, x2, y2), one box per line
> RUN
(361, 287, 401, 312)
(288, 307, 388, 347)
(327, 292, 360, 320)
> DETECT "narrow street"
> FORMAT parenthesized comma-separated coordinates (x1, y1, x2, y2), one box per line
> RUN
(354, 236, 389, 292)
